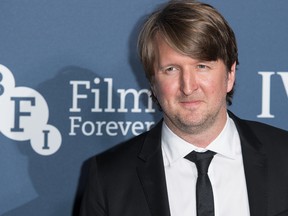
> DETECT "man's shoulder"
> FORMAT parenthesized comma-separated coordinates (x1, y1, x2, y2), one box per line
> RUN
(97, 130, 149, 162)
(242, 116, 288, 138)
(244, 119, 287, 134)
(92, 120, 163, 167)
(244, 119, 288, 145)
(229, 111, 287, 135)
(230, 111, 288, 149)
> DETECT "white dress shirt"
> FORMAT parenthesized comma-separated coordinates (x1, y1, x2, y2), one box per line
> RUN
(161, 116, 250, 216)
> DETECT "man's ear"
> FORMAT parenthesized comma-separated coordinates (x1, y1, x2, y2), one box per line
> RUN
(227, 61, 236, 93)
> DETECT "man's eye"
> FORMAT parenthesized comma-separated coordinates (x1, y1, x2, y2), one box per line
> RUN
(165, 67, 178, 73)
(197, 64, 207, 69)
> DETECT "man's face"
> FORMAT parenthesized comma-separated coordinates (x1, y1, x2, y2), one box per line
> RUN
(151, 37, 236, 139)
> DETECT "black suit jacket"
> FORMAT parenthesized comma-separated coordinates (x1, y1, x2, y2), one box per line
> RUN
(80, 112, 288, 216)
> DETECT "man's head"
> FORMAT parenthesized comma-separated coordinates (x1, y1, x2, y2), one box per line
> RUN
(138, 0, 238, 106)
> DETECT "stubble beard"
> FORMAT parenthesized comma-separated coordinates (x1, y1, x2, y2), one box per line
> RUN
(164, 105, 225, 138)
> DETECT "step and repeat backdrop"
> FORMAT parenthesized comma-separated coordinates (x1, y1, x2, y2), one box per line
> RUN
(0, 0, 287, 215)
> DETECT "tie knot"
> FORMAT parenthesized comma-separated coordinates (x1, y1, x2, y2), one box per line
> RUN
(185, 150, 216, 174)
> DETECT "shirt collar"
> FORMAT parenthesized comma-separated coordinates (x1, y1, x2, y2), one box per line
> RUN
(162, 115, 238, 166)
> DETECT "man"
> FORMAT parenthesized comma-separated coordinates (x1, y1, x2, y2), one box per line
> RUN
(80, 1, 288, 216)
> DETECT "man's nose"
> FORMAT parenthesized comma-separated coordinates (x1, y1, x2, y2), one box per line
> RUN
(180, 70, 198, 95)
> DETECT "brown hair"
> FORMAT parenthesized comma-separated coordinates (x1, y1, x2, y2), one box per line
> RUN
(138, 0, 239, 105)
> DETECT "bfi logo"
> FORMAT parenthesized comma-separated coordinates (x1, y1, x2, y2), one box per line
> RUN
(0, 65, 62, 156)
(258, 72, 288, 118)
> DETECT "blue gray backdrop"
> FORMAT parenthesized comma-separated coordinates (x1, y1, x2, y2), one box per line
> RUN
(0, 0, 287, 215)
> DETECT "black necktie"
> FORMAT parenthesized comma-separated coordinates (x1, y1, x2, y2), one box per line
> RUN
(185, 150, 216, 216)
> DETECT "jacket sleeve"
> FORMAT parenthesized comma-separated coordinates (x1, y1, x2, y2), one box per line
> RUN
(79, 157, 107, 216)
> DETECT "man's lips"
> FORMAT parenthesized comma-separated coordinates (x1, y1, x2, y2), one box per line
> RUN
(179, 99, 203, 107)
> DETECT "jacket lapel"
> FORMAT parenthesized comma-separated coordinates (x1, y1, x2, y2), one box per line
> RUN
(136, 121, 171, 216)
(229, 112, 268, 216)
